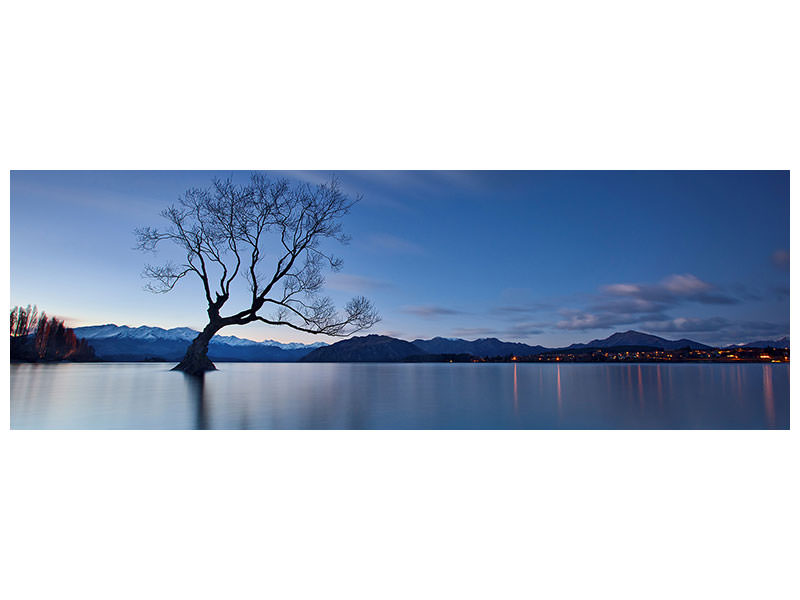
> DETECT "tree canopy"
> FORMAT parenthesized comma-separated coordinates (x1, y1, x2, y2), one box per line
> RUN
(135, 174, 379, 373)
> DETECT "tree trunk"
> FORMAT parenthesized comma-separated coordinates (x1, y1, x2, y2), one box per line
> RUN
(173, 322, 220, 375)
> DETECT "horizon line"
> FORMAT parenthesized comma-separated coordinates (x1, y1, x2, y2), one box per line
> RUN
(66, 321, 789, 348)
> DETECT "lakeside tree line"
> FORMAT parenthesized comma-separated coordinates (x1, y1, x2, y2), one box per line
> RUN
(10, 305, 97, 362)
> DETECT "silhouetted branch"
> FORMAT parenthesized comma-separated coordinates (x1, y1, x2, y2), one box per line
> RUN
(135, 173, 380, 371)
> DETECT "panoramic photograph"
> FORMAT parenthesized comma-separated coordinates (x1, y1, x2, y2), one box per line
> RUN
(9, 170, 789, 429)
(6, 4, 797, 600)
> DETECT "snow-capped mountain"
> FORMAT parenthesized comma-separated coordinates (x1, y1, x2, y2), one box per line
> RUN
(259, 339, 329, 350)
(76, 324, 198, 342)
(728, 336, 789, 349)
(72, 324, 327, 362)
(74, 324, 327, 349)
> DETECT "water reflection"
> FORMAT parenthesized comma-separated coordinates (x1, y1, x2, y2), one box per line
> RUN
(763, 365, 775, 427)
(626, 365, 633, 407)
(556, 365, 562, 418)
(736, 365, 743, 407)
(637, 365, 644, 413)
(183, 373, 208, 430)
(656, 365, 663, 411)
(9, 362, 791, 430)
(513, 363, 519, 415)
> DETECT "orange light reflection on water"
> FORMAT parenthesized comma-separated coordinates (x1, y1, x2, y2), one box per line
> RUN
(627, 366, 633, 406)
(556, 364, 562, 417)
(656, 365, 663, 410)
(637, 365, 644, 413)
(763, 365, 775, 427)
(513, 363, 518, 415)
(736, 365, 744, 408)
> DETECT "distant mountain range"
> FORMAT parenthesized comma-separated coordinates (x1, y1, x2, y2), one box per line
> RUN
(300, 335, 425, 362)
(728, 336, 789, 349)
(565, 330, 712, 351)
(72, 324, 327, 362)
(411, 337, 548, 357)
(301, 330, 790, 362)
(71, 324, 789, 363)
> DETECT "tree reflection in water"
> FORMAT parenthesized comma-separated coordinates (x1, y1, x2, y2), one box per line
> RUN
(183, 373, 208, 430)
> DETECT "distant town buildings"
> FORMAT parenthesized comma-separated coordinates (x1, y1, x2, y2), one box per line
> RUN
(474, 346, 789, 364)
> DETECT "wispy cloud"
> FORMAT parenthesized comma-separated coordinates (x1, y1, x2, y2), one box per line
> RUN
(366, 233, 425, 255)
(349, 170, 483, 196)
(492, 302, 553, 317)
(325, 273, 392, 293)
(729, 283, 763, 302)
(401, 305, 463, 318)
(555, 310, 635, 331)
(601, 274, 738, 306)
(590, 298, 665, 314)
(503, 322, 546, 337)
(275, 171, 412, 212)
(12, 179, 157, 218)
(638, 316, 732, 333)
(735, 320, 789, 338)
(494, 273, 778, 344)
(553, 301, 788, 344)
(693, 319, 789, 345)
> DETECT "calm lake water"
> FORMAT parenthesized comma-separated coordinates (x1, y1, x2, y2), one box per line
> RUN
(10, 362, 789, 430)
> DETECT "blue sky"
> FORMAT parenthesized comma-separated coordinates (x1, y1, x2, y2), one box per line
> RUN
(10, 170, 789, 346)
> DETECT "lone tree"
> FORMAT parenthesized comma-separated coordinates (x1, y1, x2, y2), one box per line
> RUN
(135, 174, 380, 375)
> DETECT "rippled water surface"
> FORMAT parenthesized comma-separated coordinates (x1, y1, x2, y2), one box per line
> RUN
(10, 362, 789, 429)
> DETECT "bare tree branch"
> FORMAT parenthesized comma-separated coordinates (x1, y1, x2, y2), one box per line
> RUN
(135, 173, 380, 374)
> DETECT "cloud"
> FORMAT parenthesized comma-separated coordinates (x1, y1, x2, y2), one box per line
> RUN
(325, 273, 392, 293)
(350, 170, 483, 196)
(554, 307, 672, 332)
(489, 272, 784, 344)
(591, 298, 665, 314)
(638, 316, 732, 333)
(601, 274, 738, 306)
(729, 283, 763, 302)
(603, 283, 641, 295)
(736, 320, 789, 336)
(546, 274, 767, 338)
(491, 288, 554, 319)
(401, 305, 464, 318)
(661, 274, 714, 295)
(629, 315, 788, 344)
(555, 311, 629, 331)
(366, 233, 424, 255)
(12, 178, 157, 218)
(271, 171, 414, 213)
(492, 302, 553, 317)
(703, 320, 789, 345)
(771, 249, 790, 269)
(504, 322, 546, 337)
(552, 308, 788, 345)
(452, 322, 546, 339)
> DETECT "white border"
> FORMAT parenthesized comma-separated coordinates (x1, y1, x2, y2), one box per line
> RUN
(2, 2, 797, 599)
